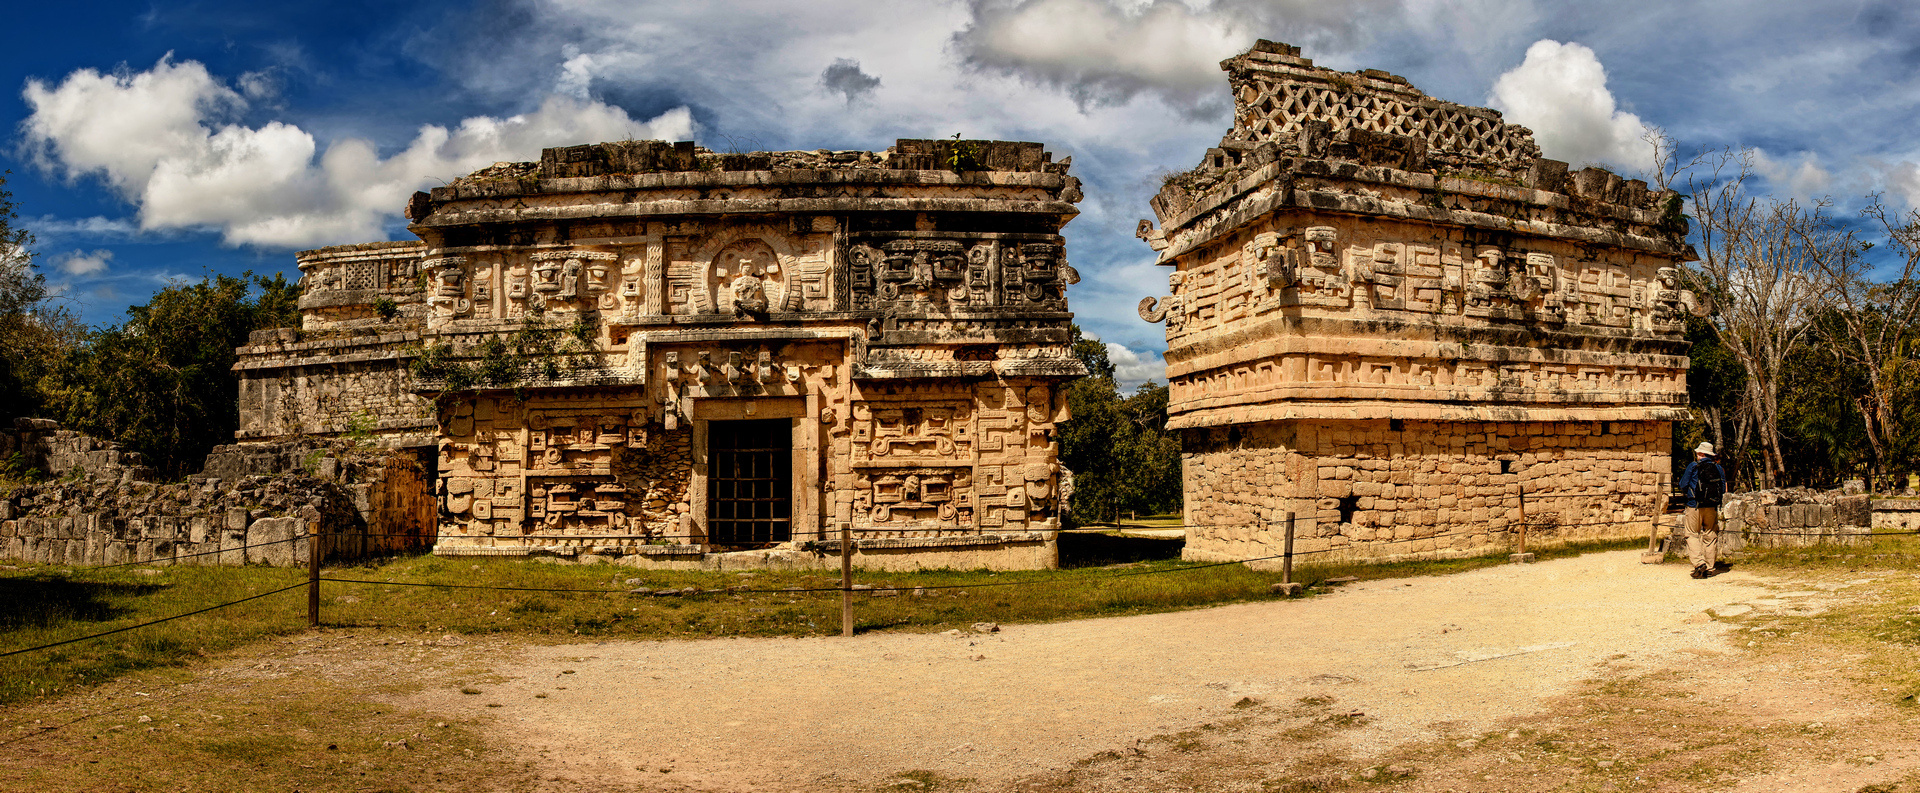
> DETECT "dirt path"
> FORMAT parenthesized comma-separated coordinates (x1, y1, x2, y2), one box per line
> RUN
(401, 550, 1811, 791)
(11, 550, 1916, 793)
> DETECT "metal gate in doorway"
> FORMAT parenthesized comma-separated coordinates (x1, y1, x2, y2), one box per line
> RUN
(706, 419, 792, 545)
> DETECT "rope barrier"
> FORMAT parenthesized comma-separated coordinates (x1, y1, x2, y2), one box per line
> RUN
(0, 582, 306, 658)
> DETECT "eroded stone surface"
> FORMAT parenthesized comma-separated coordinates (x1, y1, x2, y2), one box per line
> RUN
(1141, 41, 1697, 563)
(234, 139, 1086, 569)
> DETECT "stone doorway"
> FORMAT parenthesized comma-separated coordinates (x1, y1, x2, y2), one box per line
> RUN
(706, 419, 793, 546)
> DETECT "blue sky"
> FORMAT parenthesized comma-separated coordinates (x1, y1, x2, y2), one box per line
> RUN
(8, 0, 1920, 387)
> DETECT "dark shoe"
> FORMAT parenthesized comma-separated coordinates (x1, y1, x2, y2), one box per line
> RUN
(1713, 561, 1732, 572)
(1690, 565, 1710, 579)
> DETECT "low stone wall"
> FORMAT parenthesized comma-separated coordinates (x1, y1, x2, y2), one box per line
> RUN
(1, 419, 156, 484)
(0, 421, 436, 567)
(1871, 498, 1920, 531)
(1, 470, 358, 566)
(1716, 490, 1871, 550)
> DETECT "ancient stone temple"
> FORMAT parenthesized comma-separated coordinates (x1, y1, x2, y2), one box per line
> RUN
(235, 139, 1085, 569)
(1136, 41, 1696, 562)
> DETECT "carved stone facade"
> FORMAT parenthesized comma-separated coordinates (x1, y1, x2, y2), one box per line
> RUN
(235, 139, 1085, 569)
(1140, 41, 1697, 563)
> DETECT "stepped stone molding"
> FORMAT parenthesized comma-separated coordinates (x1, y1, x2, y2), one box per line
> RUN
(1142, 41, 1698, 564)
(232, 139, 1086, 569)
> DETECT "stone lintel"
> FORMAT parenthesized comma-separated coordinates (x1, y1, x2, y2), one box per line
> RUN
(1163, 315, 1690, 373)
(1166, 404, 1691, 429)
(427, 167, 1070, 204)
(1157, 164, 1687, 263)
(413, 197, 1080, 230)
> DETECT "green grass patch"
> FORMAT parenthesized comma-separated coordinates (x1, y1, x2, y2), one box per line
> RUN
(0, 670, 508, 793)
(0, 565, 311, 707)
(1729, 531, 1920, 572)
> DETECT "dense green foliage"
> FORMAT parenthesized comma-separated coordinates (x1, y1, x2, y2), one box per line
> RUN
(36, 273, 301, 476)
(0, 174, 85, 426)
(1058, 326, 1183, 524)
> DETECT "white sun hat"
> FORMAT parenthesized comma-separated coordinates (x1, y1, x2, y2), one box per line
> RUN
(1694, 442, 1715, 455)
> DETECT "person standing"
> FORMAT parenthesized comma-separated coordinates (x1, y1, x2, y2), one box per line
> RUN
(1675, 442, 1729, 579)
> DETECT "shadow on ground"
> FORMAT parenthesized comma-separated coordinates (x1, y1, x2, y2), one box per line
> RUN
(0, 576, 161, 628)
(1058, 532, 1184, 568)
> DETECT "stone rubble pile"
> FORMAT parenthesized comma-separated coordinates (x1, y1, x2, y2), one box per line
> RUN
(0, 420, 434, 567)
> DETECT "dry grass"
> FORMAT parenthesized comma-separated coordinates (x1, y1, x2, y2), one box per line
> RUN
(0, 637, 522, 793)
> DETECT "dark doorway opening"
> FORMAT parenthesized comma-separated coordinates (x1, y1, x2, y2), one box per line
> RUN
(707, 419, 792, 546)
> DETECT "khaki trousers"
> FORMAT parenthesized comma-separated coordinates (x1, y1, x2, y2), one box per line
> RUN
(1685, 506, 1720, 569)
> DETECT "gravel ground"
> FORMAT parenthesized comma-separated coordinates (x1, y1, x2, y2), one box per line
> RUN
(407, 550, 1776, 791)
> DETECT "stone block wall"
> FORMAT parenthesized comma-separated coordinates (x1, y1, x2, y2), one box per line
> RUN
(2, 419, 157, 485)
(1871, 498, 1920, 531)
(0, 422, 435, 567)
(233, 328, 434, 447)
(1717, 491, 1872, 549)
(1180, 418, 1670, 562)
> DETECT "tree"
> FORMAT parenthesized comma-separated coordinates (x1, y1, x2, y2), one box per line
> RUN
(1058, 326, 1181, 524)
(1070, 323, 1115, 380)
(1676, 312, 1748, 480)
(1685, 150, 1840, 488)
(1801, 196, 1920, 485)
(43, 272, 299, 477)
(0, 171, 83, 424)
(1776, 318, 1866, 486)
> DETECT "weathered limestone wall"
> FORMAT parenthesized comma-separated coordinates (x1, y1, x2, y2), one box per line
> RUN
(232, 240, 436, 449)
(1873, 498, 1920, 531)
(1717, 490, 1872, 550)
(1139, 41, 1695, 564)
(0, 422, 434, 566)
(1181, 419, 1669, 562)
(368, 138, 1085, 568)
(234, 328, 434, 447)
(1, 418, 156, 483)
(427, 368, 1070, 558)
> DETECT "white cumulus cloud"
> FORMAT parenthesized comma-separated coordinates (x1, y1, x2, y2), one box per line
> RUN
(1752, 149, 1834, 202)
(952, 0, 1398, 116)
(55, 248, 114, 276)
(1104, 340, 1163, 387)
(21, 56, 696, 249)
(1489, 40, 1652, 173)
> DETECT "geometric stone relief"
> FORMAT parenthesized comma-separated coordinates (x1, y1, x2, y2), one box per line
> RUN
(848, 237, 1075, 313)
(1142, 224, 1698, 342)
(1170, 354, 1688, 404)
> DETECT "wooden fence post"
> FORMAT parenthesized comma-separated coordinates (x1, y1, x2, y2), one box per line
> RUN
(1511, 486, 1534, 564)
(1272, 511, 1303, 597)
(1282, 512, 1296, 586)
(839, 522, 854, 638)
(308, 521, 322, 628)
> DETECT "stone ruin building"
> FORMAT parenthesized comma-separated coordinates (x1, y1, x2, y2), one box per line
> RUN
(1136, 41, 1698, 563)
(232, 139, 1087, 569)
